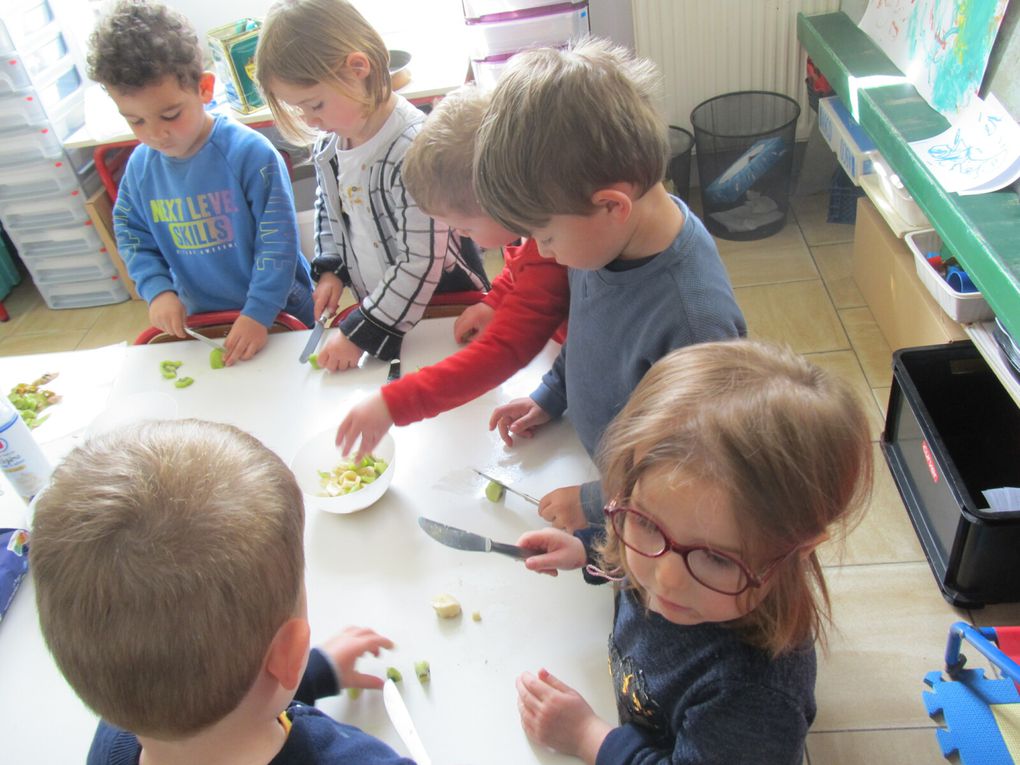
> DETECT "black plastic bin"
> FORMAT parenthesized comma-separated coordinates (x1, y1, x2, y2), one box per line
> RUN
(881, 341, 1020, 607)
(667, 126, 694, 205)
(690, 91, 800, 240)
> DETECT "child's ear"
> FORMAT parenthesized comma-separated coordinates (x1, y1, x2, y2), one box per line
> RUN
(199, 71, 216, 104)
(265, 617, 311, 691)
(590, 185, 634, 222)
(345, 52, 371, 80)
(798, 531, 830, 559)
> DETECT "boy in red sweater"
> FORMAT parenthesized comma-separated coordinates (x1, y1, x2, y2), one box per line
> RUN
(335, 85, 568, 458)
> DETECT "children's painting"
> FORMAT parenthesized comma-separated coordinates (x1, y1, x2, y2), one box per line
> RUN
(859, 0, 1011, 119)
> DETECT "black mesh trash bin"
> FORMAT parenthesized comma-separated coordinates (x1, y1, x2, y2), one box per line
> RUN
(667, 126, 694, 204)
(691, 91, 800, 241)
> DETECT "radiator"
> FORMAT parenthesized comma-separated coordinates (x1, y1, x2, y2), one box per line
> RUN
(631, 0, 840, 140)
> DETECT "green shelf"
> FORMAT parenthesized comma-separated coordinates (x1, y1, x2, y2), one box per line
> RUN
(798, 11, 1020, 341)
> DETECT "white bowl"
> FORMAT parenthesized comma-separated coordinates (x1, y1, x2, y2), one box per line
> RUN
(290, 429, 395, 514)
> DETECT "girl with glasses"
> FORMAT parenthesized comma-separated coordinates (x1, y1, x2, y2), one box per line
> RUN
(512, 340, 873, 764)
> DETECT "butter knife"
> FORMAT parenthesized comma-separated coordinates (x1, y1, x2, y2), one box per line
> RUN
(383, 679, 432, 765)
(472, 468, 541, 506)
(417, 516, 533, 559)
(299, 310, 332, 363)
(184, 327, 225, 351)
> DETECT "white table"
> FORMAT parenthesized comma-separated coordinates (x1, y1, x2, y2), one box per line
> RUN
(0, 319, 615, 764)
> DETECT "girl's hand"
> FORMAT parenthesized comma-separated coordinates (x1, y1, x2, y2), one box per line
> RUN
(336, 393, 394, 461)
(516, 529, 586, 576)
(538, 486, 586, 532)
(319, 626, 395, 691)
(453, 302, 495, 344)
(313, 273, 344, 319)
(224, 315, 269, 365)
(488, 397, 551, 447)
(516, 668, 612, 762)
(317, 332, 364, 372)
(149, 292, 187, 338)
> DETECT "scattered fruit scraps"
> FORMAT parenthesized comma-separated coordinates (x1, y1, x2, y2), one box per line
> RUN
(8, 373, 60, 429)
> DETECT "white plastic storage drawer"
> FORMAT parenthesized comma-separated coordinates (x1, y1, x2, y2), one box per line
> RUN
(0, 1, 57, 53)
(470, 55, 511, 90)
(0, 188, 91, 230)
(0, 90, 47, 129)
(37, 276, 131, 310)
(462, 0, 585, 21)
(0, 123, 64, 167)
(465, 3, 589, 58)
(7, 221, 103, 259)
(905, 229, 995, 324)
(0, 54, 33, 94)
(23, 250, 117, 285)
(0, 158, 100, 201)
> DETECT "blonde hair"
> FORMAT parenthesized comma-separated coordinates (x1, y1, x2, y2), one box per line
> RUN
(255, 0, 391, 144)
(403, 85, 490, 217)
(596, 341, 873, 657)
(32, 419, 305, 738)
(474, 36, 667, 235)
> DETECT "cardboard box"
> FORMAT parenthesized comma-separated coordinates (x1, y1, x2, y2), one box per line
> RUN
(207, 20, 264, 114)
(851, 197, 966, 350)
(84, 187, 140, 300)
(818, 96, 877, 185)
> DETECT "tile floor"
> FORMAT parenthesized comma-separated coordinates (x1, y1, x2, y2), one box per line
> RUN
(2, 193, 1017, 764)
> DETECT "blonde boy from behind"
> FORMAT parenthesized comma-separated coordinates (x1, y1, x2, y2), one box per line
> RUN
(31, 419, 412, 765)
(475, 37, 746, 532)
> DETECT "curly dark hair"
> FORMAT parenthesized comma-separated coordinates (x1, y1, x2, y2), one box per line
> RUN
(87, 0, 204, 91)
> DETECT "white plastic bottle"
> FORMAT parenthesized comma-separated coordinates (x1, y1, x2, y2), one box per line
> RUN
(0, 394, 52, 503)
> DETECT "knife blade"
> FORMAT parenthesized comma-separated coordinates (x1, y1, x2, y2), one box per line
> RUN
(417, 516, 533, 559)
(383, 678, 432, 765)
(472, 468, 541, 506)
(299, 310, 331, 363)
(183, 327, 226, 351)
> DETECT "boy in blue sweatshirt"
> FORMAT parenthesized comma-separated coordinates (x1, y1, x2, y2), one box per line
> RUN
(90, 0, 314, 365)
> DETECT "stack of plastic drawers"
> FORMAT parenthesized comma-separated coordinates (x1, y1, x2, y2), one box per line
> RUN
(464, 0, 590, 89)
(0, 0, 130, 310)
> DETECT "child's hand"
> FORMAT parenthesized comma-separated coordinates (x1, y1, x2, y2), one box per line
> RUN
(489, 397, 551, 447)
(516, 668, 611, 761)
(538, 486, 586, 532)
(224, 315, 269, 365)
(453, 302, 495, 344)
(336, 392, 394, 461)
(320, 625, 395, 691)
(516, 528, 586, 576)
(313, 273, 344, 319)
(149, 292, 187, 338)
(316, 332, 364, 372)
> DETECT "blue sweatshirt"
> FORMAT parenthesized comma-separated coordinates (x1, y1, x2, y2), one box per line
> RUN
(114, 115, 314, 328)
(531, 197, 746, 522)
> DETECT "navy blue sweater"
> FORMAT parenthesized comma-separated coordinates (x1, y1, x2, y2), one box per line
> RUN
(86, 649, 415, 765)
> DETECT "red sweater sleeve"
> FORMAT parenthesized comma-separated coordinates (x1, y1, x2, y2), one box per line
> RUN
(381, 239, 569, 425)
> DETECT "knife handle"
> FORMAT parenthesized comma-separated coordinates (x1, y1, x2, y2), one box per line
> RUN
(491, 542, 533, 559)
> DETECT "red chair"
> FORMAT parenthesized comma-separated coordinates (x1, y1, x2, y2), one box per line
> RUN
(133, 310, 308, 345)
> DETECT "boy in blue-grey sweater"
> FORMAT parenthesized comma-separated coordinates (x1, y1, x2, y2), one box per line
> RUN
(477, 38, 746, 531)
(90, 1, 314, 365)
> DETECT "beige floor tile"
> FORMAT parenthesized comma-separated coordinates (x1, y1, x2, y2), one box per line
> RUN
(712, 218, 806, 254)
(812, 242, 865, 309)
(803, 350, 885, 440)
(16, 298, 102, 336)
(719, 244, 818, 288)
(77, 299, 151, 349)
(820, 443, 925, 567)
(814, 562, 974, 731)
(791, 193, 855, 246)
(872, 387, 891, 417)
(735, 281, 849, 354)
(839, 307, 893, 388)
(0, 330, 87, 356)
(0, 278, 46, 338)
(807, 728, 945, 765)
(970, 602, 1020, 627)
